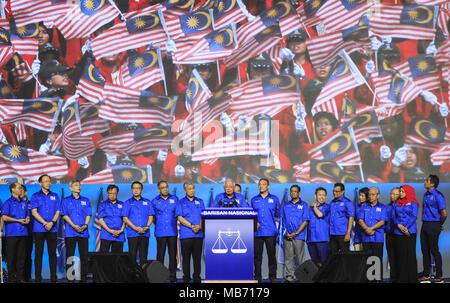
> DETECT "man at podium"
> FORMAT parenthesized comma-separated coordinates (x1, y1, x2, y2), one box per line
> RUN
(210, 180, 250, 208)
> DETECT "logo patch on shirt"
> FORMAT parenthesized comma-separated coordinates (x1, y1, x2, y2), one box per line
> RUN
(118, 204, 123, 208)
(268, 198, 274, 203)
(81, 201, 87, 206)
(143, 202, 148, 206)
(376, 207, 381, 212)
(195, 201, 200, 205)
(50, 196, 56, 200)
(340, 202, 344, 206)
(170, 199, 174, 204)
(298, 205, 303, 210)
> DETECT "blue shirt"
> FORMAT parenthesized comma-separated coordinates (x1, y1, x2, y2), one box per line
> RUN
(422, 189, 446, 222)
(384, 203, 395, 234)
(329, 196, 355, 236)
(98, 199, 125, 242)
(30, 189, 61, 233)
(356, 201, 387, 243)
(61, 194, 92, 238)
(2, 196, 30, 237)
(151, 194, 178, 237)
(210, 192, 250, 208)
(307, 202, 330, 243)
(281, 199, 309, 241)
(393, 201, 418, 236)
(251, 193, 280, 237)
(123, 196, 154, 238)
(175, 196, 205, 239)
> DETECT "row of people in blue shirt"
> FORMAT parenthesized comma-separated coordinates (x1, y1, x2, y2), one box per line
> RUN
(0, 174, 446, 283)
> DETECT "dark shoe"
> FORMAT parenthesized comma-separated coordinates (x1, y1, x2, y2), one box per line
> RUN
(270, 277, 278, 283)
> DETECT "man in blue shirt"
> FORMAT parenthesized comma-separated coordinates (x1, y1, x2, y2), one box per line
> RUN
(151, 180, 178, 282)
(98, 184, 125, 253)
(251, 178, 280, 283)
(211, 179, 249, 208)
(307, 187, 330, 264)
(1, 182, 30, 283)
(176, 182, 205, 283)
(281, 185, 309, 283)
(329, 182, 354, 256)
(357, 187, 386, 273)
(123, 181, 153, 266)
(31, 174, 61, 283)
(420, 174, 447, 283)
(61, 179, 92, 282)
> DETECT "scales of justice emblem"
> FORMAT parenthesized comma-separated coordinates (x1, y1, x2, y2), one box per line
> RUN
(211, 229, 247, 254)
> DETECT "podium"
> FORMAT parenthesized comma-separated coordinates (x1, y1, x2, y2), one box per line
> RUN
(201, 208, 258, 283)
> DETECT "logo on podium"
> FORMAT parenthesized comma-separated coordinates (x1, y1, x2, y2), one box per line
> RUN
(212, 229, 247, 254)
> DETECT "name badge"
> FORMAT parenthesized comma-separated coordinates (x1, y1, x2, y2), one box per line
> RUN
(143, 202, 148, 206)
(50, 196, 56, 200)
(118, 204, 123, 209)
(268, 198, 274, 203)
(298, 205, 303, 210)
(195, 201, 200, 205)
(376, 208, 381, 212)
(81, 201, 87, 206)
(170, 199, 174, 204)
(340, 202, 344, 206)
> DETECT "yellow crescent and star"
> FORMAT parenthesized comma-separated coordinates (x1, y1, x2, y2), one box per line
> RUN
(316, 161, 341, 179)
(414, 120, 439, 140)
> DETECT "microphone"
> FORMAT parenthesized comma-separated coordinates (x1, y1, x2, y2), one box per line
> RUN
(218, 200, 223, 207)
(233, 199, 238, 208)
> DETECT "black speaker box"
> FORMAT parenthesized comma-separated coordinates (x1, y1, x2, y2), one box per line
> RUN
(88, 252, 147, 283)
(141, 260, 170, 283)
(313, 251, 372, 283)
(295, 259, 322, 283)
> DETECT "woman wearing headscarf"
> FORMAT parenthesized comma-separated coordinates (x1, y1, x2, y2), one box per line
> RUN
(393, 185, 419, 283)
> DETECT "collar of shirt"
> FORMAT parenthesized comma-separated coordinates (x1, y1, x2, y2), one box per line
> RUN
(39, 189, 54, 196)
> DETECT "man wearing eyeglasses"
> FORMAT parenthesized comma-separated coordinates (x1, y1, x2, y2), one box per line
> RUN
(329, 183, 354, 256)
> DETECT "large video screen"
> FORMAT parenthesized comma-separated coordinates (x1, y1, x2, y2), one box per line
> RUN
(0, 0, 448, 184)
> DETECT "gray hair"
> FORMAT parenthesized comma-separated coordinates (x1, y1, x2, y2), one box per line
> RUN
(369, 187, 379, 194)
(183, 182, 195, 190)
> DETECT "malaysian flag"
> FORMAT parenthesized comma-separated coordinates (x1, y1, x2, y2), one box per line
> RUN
(0, 28, 16, 68)
(98, 125, 172, 156)
(308, 127, 361, 166)
(0, 162, 23, 183)
(394, 54, 441, 91)
(435, 37, 450, 66)
(4, 53, 34, 83)
(76, 58, 106, 104)
(61, 100, 96, 160)
(430, 145, 450, 165)
(100, 83, 177, 125)
(172, 24, 238, 64)
(309, 159, 363, 183)
(116, 48, 164, 90)
(161, 0, 194, 18)
(222, 23, 282, 68)
(228, 74, 300, 121)
(312, 0, 373, 33)
(0, 144, 68, 181)
(81, 164, 152, 184)
(191, 114, 272, 161)
(293, 160, 310, 183)
(374, 103, 406, 120)
(178, 82, 231, 143)
(258, 0, 302, 37)
(0, 98, 63, 132)
(405, 117, 446, 150)
(211, 0, 249, 29)
(9, 21, 39, 57)
(9, 0, 74, 27)
(306, 14, 370, 67)
(311, 52, 365, 117)
(78, 102, 110, 136)
(386, 70, 422, 105)
(90, 5, 168, 59)
(370, 4, 438, 40)
(185, 68, 212, 114)
(93, 187, 103, 252)
(52, 0, 119, 39)
(163, 8, 214, 40)
(341, 109, 383, 142)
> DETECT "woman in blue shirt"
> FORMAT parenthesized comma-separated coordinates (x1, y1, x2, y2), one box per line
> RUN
(354, 187, 369, 252)
(393, 184, 419, 283)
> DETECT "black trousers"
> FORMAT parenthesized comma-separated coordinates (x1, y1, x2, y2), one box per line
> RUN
(23, 233, 33, 282)
(99, 239, 124, 253)
(394, 233, 417, 283)
(6, 236, 26, 282)
(254, 236, 277, 280)
(329, 235, 349, 257)
(65, 237, 89, 281)
(180, 238, 203, 282)
(128, 236, 149, 266)
(385, 233, 398, 282)
(363, 242, 384, 281)
(34, 232, 57, 282)
(156, 236, 177, 281)
(420, 221, 443, 277)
